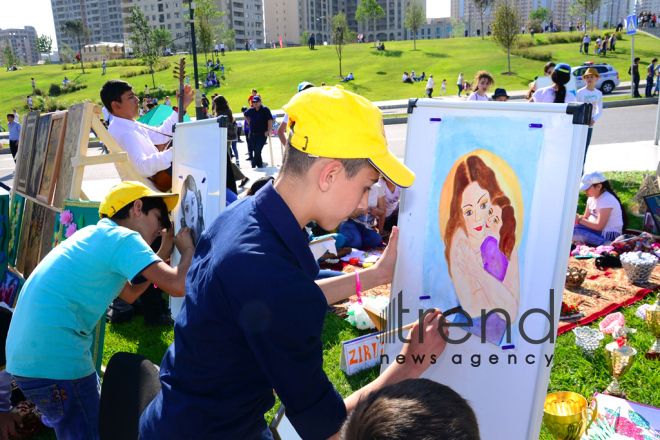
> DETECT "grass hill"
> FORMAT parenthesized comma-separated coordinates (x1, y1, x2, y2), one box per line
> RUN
(2, 31, 660, 121)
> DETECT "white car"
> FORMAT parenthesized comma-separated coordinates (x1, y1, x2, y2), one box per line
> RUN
(572, 63, 620, 94)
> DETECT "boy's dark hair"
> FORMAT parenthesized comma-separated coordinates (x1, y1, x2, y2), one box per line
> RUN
(7, 114, 14, 119)
(341, 379, 480, 440)
(102, 197, 172, 230)
(246, 176, 274, 196)
(280, 140, 369, 181)
(100, 80, 133, 114)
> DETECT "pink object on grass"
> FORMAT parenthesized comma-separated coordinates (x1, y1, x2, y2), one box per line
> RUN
(599, 312, 625, 334)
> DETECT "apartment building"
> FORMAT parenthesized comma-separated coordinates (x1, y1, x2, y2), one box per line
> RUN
(120, 0, 191, 52)
(50, 0, 124, 51)
(81, 42, 125, 61)
(355, 0, 426, 42)
(0, 26, 40, 65)
(217, 0, 265, 49)
(263, 0, 302, 46)
(408, 17, 452, 40)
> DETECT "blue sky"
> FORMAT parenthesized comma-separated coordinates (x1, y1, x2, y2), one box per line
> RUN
(3, 0, 450, 51)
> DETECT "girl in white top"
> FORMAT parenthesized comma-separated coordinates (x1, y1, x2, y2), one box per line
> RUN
(573, 172, 627, 246)
(377, 177, 401, 239)
(467, 70, 494, 101)
(441, 79, 447, 95)
(529, 63, 577, 104)
(457, 73, 464, 96)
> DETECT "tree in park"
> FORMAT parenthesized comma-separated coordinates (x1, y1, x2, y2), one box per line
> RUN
(1, 44, 19, 69)
(332, 12, 356, 78)
(300, 31, 310, 46)
(570, 0, 602, 31)
(59, 42, 75, 64)
(404, 0, 425, 50)
(61, 20, 89, 74)
(127, 6, 161, 88)
(194, 0, 226, 72)
(529, 7, 552, 24)
(221, 29, 236, 51)
(355, 0, 385, 47)
(36, 35, 53, 62)
(491, 0, 521, 75)
(473, 0, 495, 40)
(450, 18, 467, 39)
(152, 28, 174, 55)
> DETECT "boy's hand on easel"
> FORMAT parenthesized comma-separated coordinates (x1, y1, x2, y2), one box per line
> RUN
(400, 309, 449, 378)
(174, 227, 194, 254)
(373, 226, 399, 285)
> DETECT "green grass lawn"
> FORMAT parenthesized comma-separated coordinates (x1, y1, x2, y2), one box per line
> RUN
(3, 32, 660, 121)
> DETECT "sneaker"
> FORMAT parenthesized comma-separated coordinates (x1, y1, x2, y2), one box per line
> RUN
(239, 177, 250, 187)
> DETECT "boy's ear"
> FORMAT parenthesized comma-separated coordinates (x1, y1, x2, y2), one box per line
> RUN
(318, 159, 343, 192)
(131, 199, 144, 218)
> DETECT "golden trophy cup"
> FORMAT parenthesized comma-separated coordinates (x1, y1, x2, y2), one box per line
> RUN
(604, 341, 637, 397)
(646, 297, 660, 361)
(543, 391, 598, 440)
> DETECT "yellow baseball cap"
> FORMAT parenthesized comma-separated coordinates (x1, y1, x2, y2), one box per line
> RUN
(584, 67, 600, 78)
(283, 86, 415, 188)
(99, 181, 179, 218)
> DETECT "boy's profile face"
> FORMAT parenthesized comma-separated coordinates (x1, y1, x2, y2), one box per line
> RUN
(317, 164, 380, 231)
(131, 200, 165, 245)
(112, 89, 140, 118)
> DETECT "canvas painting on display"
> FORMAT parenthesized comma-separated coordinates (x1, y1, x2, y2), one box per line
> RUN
(172, 165, 208, 247)
(15, 111, 40, 195)
(27, 113, 53, 198)
(37, 112, 68, 205)
(423, 116, 544, 347)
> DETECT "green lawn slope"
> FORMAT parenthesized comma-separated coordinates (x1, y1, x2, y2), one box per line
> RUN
(2, 31, 660, 121)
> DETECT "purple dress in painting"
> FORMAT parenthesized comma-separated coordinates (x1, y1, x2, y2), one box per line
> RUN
(454, 236, 510, 345)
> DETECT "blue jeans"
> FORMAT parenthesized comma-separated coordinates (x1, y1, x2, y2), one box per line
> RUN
(340, 220, 383, 249)
(230, 140, 238, 163)
(646, 76, 655, 97)
(317, 269, 344, 279)
(14, 373, 101, 440)
(249, 133, 267, 168)
(573, 224, 619, 246)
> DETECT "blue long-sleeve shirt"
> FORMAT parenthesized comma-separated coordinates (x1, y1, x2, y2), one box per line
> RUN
(7, 121, 21, 141)
(140, 182, 347, 440)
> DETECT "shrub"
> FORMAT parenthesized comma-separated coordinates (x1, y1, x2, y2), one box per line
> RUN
(120, 70, 138, 78)
(615, 31, 623, 40)
(548, 34, 569, 44)
(136, 87, 177, 101)
(33, 88, 43, 96)
(49, 83, 62, 96)
(511, 48, 553, 61)
(515, 39, 535, 49)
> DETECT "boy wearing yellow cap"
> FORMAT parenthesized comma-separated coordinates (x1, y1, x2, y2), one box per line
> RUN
(6, 182, 194, 440)
(577, 67, 603, 172)
(140, 87, 448, 439)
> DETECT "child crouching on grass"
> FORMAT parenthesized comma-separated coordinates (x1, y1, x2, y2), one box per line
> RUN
(6, 181, 194, 440)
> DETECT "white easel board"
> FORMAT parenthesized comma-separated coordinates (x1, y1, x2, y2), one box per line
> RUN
(382, 99, 590, 439)
(170, 116, 228, 317)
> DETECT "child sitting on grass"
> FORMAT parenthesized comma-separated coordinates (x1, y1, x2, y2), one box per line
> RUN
(6, 181, 194, 440)
(573, 172, 628, 246)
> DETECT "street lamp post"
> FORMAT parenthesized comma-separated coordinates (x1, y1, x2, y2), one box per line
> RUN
(185, 0, 204, 120)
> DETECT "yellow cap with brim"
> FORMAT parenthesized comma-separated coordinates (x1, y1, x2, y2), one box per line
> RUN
(99, 181, 179, 219)
(283, 86, 415, 188)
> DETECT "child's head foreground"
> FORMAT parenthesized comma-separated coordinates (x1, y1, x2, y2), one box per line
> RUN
(279, 86, 414, 231)
(99, 181, 177, 245)
(472, 70, 494, 94)
(340, 378, 480, 440)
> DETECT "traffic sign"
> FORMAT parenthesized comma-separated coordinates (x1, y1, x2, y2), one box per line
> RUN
(627, 14, 637, 35)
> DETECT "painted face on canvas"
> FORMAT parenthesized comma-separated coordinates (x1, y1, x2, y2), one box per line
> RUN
(183, 190, 198, 231)
(461, 181, 490, 240)
(487, 204, 503, 238)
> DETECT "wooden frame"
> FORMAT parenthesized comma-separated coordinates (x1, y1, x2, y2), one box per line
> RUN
(15, 111, 40, 194)
(37, 112, 68, 205)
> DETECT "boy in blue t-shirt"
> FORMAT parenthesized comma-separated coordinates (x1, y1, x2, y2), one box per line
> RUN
(6, 181, 194, 440)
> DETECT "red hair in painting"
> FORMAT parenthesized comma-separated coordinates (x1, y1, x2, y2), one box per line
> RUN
(444, 155, 517, 274)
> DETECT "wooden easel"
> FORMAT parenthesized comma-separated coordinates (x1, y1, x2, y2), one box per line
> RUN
(10, 101, 149, 279)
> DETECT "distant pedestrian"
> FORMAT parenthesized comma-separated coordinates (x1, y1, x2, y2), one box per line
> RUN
(609, 33, 616, 51)
(220, 63, 225, 76)
(31, 77, 35, 94)
(245, 40, 249, 51)
(646, 58, 658, 97)
(583, 33, 591, 54)
(457, 72, 464, 96)
(425, 75, 436, 98)
(13, 109, 19, 121)
(569, 21, 574, 32)
(521, 25, 526, 34)
(220, 42, 225, 55)
(441, 79, 447, 95)
(214, 43, 219, 56)
(26, 95, 33, 111)
(7, 114, 21, 162)
(629, 57, 642, 97)
(102, 58, 107, 74)
(248, 89, 261, 107)
(309, 34, 316, 50)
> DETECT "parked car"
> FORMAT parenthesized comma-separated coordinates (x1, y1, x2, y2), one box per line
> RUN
(572, 62, 620, 94)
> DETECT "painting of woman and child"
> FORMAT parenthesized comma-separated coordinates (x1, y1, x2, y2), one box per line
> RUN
(423, 116, 544, 347)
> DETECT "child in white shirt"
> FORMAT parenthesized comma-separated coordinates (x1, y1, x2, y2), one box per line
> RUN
(441, 79, 447, 95)
(576, 67, 603, 172)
